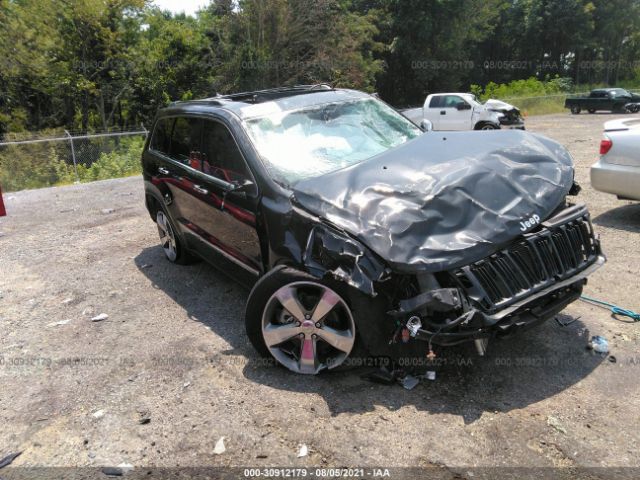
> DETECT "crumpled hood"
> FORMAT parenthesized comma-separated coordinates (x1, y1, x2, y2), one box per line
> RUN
(292, 130, 574, 273)
(485, 98, 519, 112)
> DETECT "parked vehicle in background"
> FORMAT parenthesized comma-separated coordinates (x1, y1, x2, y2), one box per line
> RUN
(591, 118, 640, 201)
(402, 93, 524, 131)
(564, 88, 640, 114)
(142, 85, 603, 375)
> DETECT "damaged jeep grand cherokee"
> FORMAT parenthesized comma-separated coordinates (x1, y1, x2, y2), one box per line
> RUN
(142, 85, 605, 375)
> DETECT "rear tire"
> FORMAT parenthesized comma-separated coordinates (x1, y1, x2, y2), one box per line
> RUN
(588, 109, 596, 114)
(570, 106, 581, 114)
(155, 209, 197, 265)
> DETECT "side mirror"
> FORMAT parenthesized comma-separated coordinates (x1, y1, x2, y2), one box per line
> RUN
(421, 119, 433, 132)
(228, 178, 254, 197)
(456, 102, 471, 111)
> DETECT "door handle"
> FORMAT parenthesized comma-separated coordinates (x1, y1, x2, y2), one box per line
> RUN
(193, 185, 209, 195)
(158, 167, 169, 175)
(440, 110, 446, 115)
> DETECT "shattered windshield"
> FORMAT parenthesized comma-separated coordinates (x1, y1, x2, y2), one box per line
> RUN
(243, 98, 422, 186)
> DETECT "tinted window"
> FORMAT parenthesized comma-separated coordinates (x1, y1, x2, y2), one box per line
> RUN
(151, 118, 173, 154)
(443, 95, 464, 108)
(429, 96, 443, 108)
(169, 117, 203, 166)
(201, 120, 253, 185)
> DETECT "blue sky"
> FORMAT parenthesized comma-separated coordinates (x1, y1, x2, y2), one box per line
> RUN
(153, 0, 210, 16)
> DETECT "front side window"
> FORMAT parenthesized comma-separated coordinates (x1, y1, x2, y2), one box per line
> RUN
(243, 98, 421, 186)
(443, 95, 464, 108)
(201, 120, 253, 186)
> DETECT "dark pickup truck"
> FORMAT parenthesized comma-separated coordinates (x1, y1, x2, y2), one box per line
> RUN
(565, 88, 640, 114)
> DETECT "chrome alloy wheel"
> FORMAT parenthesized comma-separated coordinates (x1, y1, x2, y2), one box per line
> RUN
(156, 211, 177, 262)
(261, 281, 356, 374)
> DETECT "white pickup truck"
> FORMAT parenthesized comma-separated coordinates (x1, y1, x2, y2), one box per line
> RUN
(402, 93, 525, 131)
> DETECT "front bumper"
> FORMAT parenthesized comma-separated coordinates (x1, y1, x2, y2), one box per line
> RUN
(591, 158, 640, 201)
(393, 204, 605, 345)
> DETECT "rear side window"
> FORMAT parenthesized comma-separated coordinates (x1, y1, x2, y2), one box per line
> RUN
(150, 118, 173, 154)
(169, 117, 203, 165)
(429, 96, 443, 108)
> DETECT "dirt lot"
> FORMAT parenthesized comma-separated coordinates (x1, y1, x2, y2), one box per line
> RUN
(1, 112, 639, 478)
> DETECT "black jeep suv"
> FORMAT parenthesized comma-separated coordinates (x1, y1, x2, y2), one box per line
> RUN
(142, 85, 605, 375)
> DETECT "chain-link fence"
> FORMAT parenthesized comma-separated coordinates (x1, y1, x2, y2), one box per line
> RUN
(0, 129, 148, 192)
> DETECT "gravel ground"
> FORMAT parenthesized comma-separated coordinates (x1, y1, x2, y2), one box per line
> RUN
(1, 112, 639, 478)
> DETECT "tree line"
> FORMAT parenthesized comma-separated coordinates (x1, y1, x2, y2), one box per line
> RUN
(1, 0, 639, 136)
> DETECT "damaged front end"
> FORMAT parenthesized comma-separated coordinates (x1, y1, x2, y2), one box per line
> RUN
(290, 129, 604, 357)
(485, 99, 526, 130)
(387, 204, 604, 353)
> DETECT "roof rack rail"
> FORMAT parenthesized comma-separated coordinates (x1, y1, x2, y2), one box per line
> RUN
(169, 97, 225, 107)
(217, 84, 334, 103)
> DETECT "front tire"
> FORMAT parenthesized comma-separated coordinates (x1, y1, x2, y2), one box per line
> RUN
(588, 109, 596, 114)
(570, 106, 581, 114)
(475, 122, 499, 130)
(245, 267, 359, 375)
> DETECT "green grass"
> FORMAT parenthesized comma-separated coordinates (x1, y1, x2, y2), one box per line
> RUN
(0, 136, 145, 192)
(502, 95, 567, 116)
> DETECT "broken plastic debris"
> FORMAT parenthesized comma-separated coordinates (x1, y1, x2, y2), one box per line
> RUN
(92, 409, 105, 419)
(91, 313, 109, 322)
(297, 444, 308, 458)
(48, 319, 70, 327)
(399, 374, 419, 390)
(425, 371, 436, 381)
(117, 463, 134, 472)
(547, 415, 567, 434)
(101, 208, 115, 214)
(0, 451, 22, 469)
(362, 367, 396, 385)
(213, 437, 226, 455)
(101, 466, 123, 477)
(588, 335, 609, 354)
(137, 410, 151, 425)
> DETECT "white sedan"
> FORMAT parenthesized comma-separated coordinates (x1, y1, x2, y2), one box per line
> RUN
(591, 118, 640, 201)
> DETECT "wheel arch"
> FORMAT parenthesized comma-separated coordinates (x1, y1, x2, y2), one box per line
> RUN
(474, 121, 499, 130)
